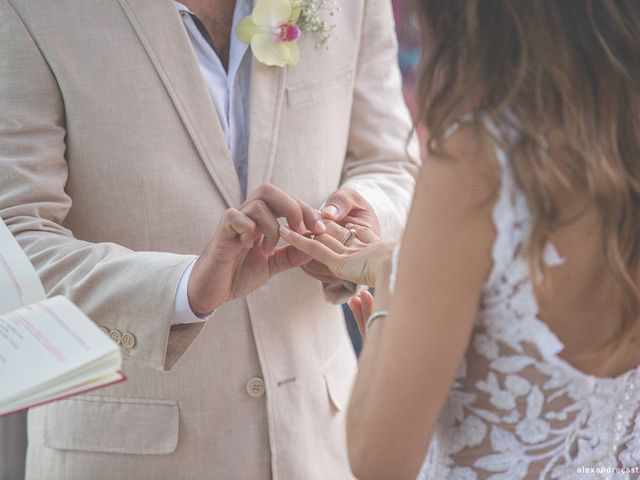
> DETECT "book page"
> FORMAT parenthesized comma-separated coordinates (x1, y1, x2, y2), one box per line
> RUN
(0, 220, 46, 316)
(0, 371, 124, 416)
(0, 296, 121, 404)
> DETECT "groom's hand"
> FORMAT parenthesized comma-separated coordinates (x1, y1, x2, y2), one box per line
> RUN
(321, 188, 380, 232)
(302, 187, 380, 286)
(188, 184, 326, 316)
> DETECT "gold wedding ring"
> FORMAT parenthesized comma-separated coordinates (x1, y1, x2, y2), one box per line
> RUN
(342, 228, 358, 245)
(304, 232, 317, 240)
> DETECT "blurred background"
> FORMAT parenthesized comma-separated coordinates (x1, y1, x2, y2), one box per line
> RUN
(393, 0, 422, 117)
(0, 2, 422, 479)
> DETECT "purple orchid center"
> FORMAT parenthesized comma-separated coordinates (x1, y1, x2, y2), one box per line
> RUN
(278, 23, 301, 42)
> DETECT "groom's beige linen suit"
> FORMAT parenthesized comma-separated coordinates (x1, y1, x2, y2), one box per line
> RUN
(0, 0, 418, 478)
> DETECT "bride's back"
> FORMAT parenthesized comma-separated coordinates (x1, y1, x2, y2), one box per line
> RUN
(414, 1, 640, 477)
(419, 124, 640, 479)
(415, 0, 640, 382)
(539, 169, 640, 379)
(544, 216, 640, 380)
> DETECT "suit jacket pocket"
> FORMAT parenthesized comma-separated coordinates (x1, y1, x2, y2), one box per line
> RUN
(286, 68, 354, 108)
(44, 396, 179, 455)
(323, 338, 357, 412)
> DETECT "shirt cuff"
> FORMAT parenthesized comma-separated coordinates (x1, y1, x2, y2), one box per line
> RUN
(172, 259, 211, 325)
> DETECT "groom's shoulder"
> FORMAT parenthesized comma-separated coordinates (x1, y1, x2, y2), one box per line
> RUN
(2, 0, 142, 56)
(3, 0, 126, 31)
(4, 0, 103, 15)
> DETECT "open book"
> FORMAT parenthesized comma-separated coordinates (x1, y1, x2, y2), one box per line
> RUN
(0, 220, 124, 417)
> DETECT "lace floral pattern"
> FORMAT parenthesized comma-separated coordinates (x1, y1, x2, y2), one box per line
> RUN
(418, 137, 640, 479)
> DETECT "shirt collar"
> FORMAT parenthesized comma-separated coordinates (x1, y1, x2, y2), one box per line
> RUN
(174, 1, 192, 15)
(174, 0, 251, 80)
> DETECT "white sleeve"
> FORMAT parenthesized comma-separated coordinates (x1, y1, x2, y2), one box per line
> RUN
(173, 259, 211, 325)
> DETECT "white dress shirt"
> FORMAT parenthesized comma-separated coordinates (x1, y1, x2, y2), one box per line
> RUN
(173, 0, 251, 325)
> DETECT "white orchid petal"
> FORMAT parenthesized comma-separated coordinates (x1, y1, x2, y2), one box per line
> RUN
(252, 0, 292, 27)
(236, 16, 261, 43)
(284, 40, 300, 65)
(251, 34, 299, 67)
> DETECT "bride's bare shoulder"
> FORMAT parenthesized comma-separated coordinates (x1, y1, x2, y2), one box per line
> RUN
(418, 121, 501, 213)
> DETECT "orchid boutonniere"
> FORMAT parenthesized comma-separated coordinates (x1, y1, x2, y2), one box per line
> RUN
(236, 0, 339, 67)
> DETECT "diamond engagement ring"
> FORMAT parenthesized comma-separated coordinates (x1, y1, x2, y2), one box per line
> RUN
(341, 228, 358, 245)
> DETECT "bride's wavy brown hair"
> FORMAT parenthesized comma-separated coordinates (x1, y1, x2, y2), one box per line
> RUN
(415, 1, 640, 335)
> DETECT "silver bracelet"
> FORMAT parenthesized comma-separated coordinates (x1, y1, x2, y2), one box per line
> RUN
(365, 310, 389, 334)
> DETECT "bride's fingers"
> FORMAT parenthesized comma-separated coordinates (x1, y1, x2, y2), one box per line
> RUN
(319, 221, 376, 251)
(279, 225, 341, 266)
(351, 290, 375, 338)
(323, 220, 348, 238)
(313, 231, 348, 253)
(319, 222, 351, 250)
(359, 290, 375, 320)
(348, 296, 362, 318)
(345, 223, 378, 244)
(348, 296, 366, 337)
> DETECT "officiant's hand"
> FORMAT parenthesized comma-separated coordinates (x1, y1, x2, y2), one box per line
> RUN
(187, 184, 327, 316)
(302, 188, 380, 286)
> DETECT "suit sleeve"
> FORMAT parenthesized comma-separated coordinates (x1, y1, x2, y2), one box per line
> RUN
(322, 0, 419, 304)
(0, 0, 200, 371)
(340, 0, 420, 241)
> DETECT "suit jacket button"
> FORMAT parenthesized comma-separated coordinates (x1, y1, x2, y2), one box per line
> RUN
(100, 326, 110, 336)
(108, 329, 122, 345)
(121, 332, 136, 349)
(246, 377, 265, 397)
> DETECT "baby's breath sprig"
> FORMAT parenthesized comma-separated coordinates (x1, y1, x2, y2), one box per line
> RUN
(293, 0, 340, 47)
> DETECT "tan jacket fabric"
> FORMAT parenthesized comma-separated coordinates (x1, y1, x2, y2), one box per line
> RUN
(0, 0, 419, 478)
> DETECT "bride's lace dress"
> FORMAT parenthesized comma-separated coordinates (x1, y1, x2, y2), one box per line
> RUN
(418, 126, 640, 480)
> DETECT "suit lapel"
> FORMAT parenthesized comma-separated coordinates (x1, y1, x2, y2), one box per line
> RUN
(246, 59, 287, 196)
(118, 0, 243, 208)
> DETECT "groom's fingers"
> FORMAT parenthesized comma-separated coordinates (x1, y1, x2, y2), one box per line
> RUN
(248, 184, 325, 235)
(241, 199, 281, 254)
(244, 185, 301, 244)
(268, 245, 312, 276)
(221, 208, 259, 249)
(279, 225, 340, 267)
(321, 189, 355, 221)
(313, 232, 348, 254)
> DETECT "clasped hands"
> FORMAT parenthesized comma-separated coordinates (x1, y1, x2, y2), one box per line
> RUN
(187, 183, 392, 317)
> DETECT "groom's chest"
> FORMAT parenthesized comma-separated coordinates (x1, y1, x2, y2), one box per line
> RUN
(16, 0, 362, 145)
(13, 0, 365, 217)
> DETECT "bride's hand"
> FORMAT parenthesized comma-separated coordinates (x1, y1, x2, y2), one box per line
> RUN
(348, 290, 375, 338)
(278, 221, 396, 287)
